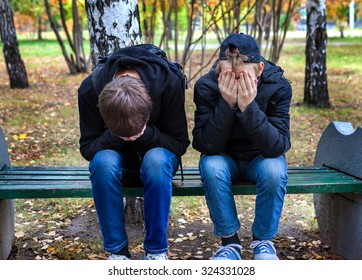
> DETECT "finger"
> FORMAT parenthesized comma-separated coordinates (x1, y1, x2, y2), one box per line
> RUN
(222, 71, 235, 92)
(230, 71, 236, 86)
(243, 71, 253, 91)
(231, 73, 238, 93)
(239, 72, 247, 94)
(222, 70, 232, 86)
(247, 72, 258, 93)
(218, 70, 228, 88)
(218, 70, 225, 84)
(237, 78, 242, 93)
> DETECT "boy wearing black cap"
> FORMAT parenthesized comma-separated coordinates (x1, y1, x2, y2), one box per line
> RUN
(192, 33, 292, 260)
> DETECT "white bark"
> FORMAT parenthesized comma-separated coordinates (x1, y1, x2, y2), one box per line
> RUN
(0, 0, 29, 88)
(86, 0, 142, 65)
(304, 0, 329, 107)
(306, 0, 326, 35)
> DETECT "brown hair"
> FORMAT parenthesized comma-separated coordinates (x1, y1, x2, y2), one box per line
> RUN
(215, 47, 255, 73)
(99, 76, 152, 137)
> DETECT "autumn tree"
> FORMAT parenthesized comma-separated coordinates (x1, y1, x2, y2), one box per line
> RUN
(44, 0, 89, 74)
(11, 0, 46, 40)
(265, 0, 299, 63)
(0, 0, 29, 88)
(304, 0, 330, 108)
(138, 0, 298, 84)
(326, 0, 362, 37)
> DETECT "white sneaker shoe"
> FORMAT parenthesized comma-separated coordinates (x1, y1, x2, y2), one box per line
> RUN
(108, 254, 131, 260)
(144, 252, 169, 260)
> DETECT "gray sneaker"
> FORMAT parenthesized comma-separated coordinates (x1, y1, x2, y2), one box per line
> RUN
(250, 240, 279, 260)
(211, 244, 243, 260)
(144, 252, 169, 260)
(108, 254, 131, 260)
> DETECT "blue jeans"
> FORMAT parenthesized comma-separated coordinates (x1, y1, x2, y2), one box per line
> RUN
(89, 148, 179, 254)
(199, 153, 287, 240)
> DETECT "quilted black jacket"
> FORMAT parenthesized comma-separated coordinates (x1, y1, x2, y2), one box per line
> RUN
(192, 57, 292, 161)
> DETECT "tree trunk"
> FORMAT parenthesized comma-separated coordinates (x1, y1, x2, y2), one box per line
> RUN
(124, 197, 144, 225)
(304, 0, 330, 108)
(37, 16, 42, 40)
(85, 0, 143, 224)
(0, 0, 29, 89)
(44, 0, 88, 74)
(85, 0, 142, 66)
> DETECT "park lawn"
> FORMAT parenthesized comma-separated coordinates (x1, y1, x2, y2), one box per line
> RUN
(0, 35, 361, 259)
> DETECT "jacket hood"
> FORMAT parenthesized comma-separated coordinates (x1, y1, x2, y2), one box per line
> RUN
(259, 57, 284, 83)
(93, 44, 172, 99)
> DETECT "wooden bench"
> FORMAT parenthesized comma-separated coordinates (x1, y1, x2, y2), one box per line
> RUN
(1, 121, 362, 260)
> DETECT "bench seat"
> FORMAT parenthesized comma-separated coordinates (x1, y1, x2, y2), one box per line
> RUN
(1, 165, 362, 199)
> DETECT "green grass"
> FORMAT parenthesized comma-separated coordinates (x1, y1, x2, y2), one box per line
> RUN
(18, 39, 72, 57)
(327, 35, 362, 44)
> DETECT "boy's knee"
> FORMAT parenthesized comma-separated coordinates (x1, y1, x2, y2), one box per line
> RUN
(141, 148, 177, 179)
(143, 148, 170, 169)
(200, 155, 230, 180)
(90, 150, 123, 173)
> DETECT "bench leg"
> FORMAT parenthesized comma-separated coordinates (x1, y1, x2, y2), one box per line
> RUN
(313, 122, 362, 260)
(0, 199, 14, 260)
(314, 193, 362, 259)
(0, 127, 14, 259)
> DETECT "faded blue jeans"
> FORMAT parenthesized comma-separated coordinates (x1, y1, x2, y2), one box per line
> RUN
(199, 153, 288, 240)
(89, 148, 179, 255)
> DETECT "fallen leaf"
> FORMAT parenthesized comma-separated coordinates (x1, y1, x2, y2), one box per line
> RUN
(177, 218, 187, 224)
(19, 133, 27, 140)
(15, 231, 25, 238)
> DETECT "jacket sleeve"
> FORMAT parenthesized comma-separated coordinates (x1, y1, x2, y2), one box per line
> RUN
(236, 81, 292, 158)
(78, 76, 127, 161)
(192, 78, 238, 154)
(135, 76, 190, 157)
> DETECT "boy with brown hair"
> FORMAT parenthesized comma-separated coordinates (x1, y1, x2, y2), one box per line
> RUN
(78, 44, 190, 260)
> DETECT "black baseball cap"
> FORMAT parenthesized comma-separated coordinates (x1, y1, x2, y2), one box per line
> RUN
(219, 33, 261, 63)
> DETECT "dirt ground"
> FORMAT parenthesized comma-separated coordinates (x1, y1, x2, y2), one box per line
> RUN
(8, 195, 343, 260)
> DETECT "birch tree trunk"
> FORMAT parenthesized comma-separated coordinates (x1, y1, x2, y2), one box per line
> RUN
(85, 0, 143, 224)
(85, 0, 142, 66)
(304, 0, 330, 108)
(0, 0, 29, 89)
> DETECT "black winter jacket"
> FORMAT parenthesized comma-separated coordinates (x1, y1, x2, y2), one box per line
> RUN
(192, 58, 292, 161)
(78, 45, 190, 161)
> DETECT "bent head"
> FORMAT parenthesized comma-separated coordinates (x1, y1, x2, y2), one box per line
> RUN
(99, 75, 152, 137)
(216, 33, 264, 79)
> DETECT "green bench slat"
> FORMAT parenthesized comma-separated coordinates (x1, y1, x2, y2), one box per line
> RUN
(1, 165, 362, 199)
(0, 173, 356, 184)
(0, 166, 354, 176)
(1, 172, 351, 181)
(1, 177, 359, 185)
(0, 182, 361, 199)
(0, 165, 337, 173)
(0, 167, 345, 180)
